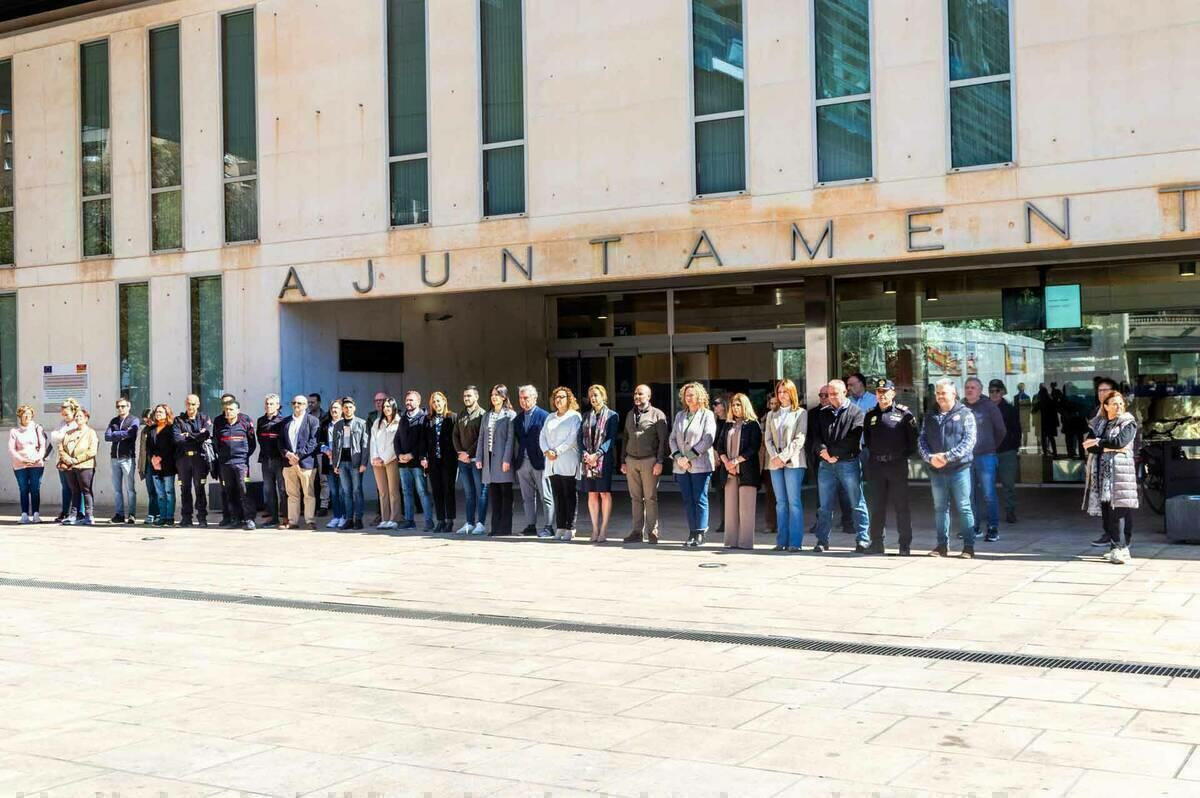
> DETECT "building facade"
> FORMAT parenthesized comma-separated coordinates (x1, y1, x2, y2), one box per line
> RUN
(1, 0, 1199, 503)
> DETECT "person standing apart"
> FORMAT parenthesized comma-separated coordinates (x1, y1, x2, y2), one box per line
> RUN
(963, 377, 1006, 543)
(1036, 385, 1059, 457)
(579, 384, 619, 544)
(145, 404, 177, 526)
(512, 385, 553, 537)
(716, 393, 762, 550)
(542, 387, 583, 541)
(1082, 390, 1138, 564)
(421, 391, 459, 533)
(256, 394, 287, 528)
(49, 398, 83, 522)
(172, 394, 212, 528)
(319, 400, 345, 529)
(137, 409, 159, 525)
(395, 390, 433, 532)
(369, 397, 402, 530)
(453, 386, 488, 535)
(279, 394, 320, 530)
(477, 385, 516, 536)
(58, 408, 98, 525)
(8, 404, 47, 524)
(104, 398, 139, 524)
(813, 380, 870, 553)
(990, 379, 1021, 525)
(863, 379, 917, 555)
(920, 379, 978, 558)
(670, 382, 718, 549)
(214, 399, 258, 530)
(620, 384, 669, 544)
(335, 397, 369, 531)
(764, 379, 807, 552)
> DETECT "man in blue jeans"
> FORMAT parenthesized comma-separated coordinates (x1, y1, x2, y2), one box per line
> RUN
(396, 390, 434, 531)
(453, 386, 488, 534)
(812, 379, 870, 553)
(963, 377, 1007, 543)
(920, 379, 978, 558)
(104, 397, 139, 524)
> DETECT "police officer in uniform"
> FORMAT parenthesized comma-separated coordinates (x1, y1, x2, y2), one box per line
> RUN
(863, 378, 917, 555)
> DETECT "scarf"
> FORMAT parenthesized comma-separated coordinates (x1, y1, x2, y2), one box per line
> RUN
(583, 408, 613, 479)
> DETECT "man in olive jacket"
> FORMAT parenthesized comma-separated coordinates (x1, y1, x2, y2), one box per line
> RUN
(621, 384, 669, 544)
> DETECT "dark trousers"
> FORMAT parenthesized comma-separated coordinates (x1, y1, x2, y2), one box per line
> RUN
(489, 482, 514, 535)
(176, 454, 208, 522)
(549, 474, 578, 531)
(1101, 502, 1133, 546)
(64, 468, 95, 519)
(261, 457, 286, 523)
(867, 459, 912, 548)
(1041, 431, 1058, 456)
(427, 458, 458, 522)
(220, 463, 254, 524)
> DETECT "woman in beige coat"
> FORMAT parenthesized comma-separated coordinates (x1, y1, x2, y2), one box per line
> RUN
(763, 379, 807, 551)
(58, 408, 99, 525)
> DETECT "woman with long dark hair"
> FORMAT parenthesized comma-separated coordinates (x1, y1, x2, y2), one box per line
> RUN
(476, 384, 516, 535)
(145, 404, 177, 526)
(1082, 390, 1138, 564)
(370, 396, 402, 529)
(541, 386, 582, 541)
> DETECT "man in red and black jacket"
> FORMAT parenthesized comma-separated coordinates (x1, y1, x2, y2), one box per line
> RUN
(214, 400, 257, 530)
(256, 394, 287, 528)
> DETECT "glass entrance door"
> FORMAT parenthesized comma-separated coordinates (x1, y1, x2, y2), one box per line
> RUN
(672, 342, 804, 416)
(555, 351, 672, 419)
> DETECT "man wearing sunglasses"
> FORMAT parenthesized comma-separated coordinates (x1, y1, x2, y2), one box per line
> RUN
(279, 395, 321, 530)
(104, 397, 140, 524)
(989, 379, 1021, 526)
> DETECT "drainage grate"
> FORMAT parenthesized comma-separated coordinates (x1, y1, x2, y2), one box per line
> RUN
(1, 575, 1196, 680)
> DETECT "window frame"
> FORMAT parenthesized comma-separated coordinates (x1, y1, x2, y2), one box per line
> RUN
(384, 0, 432, 229)
(79, 37, 114, 260)
(477, 0, 529, 221)
(0, 58, 14, 268)
(809, 0, 877, 188)
(115, 280, 152, 413)
(218, 6, 260, 246)
(688, 0, 750, 200)
(943, 0, 1017, 173)
(187, 273, 225, 419)
(0, 291, 15, 425)
(146, 22, 185, 253)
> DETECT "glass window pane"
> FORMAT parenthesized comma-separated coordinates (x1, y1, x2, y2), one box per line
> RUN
(119, 283, 150, 417)
(814, 0, 870, 100)
(190, 276, 224, 419)
(389, 158, 429, 226)
(82, 198, 112, 257)
(0, 60, 13, 210)
(480, 0, 523, 145)
(0, 293, 14, 423)
(674, 283, 805, 333)
(0, 211, 14, 266)
(80, 41, 111, 198)
(556, 292, 669, 339)
(224, 180, 257, 242)
(816, 100, 872, 182)
(695, 116, 745, 195)
(221, 11, 257, 179)
(483, 144, 524, 216)
(948, 0, 1010, 81)
(387, 0, 427, 157)
(951, 80, 1012, 168)
(692, 0, 744, 116)
(152, 189, 183, 251)
(149, 26, 182, 190)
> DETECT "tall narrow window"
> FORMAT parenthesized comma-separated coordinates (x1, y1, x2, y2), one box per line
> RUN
(221, 10, 257, 243)
(480, 0, 524, 217)
(80, 40, 112, 257)
(119, 283, 150, 416)
(947, 0, 1012, 170)
(813, 0, 873, 184)
(0, 60, 13, 267)
(387, 0, 429, 226)
(150, 25, 183, 251)
(0, 293, 15, 423)
(190, 276, 223, 418)
(691, 0, 745, 196)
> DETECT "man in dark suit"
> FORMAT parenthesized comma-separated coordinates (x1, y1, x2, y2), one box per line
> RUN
(513, 385, 552, 537)
(395, 390, 432, 531)
(279, 394, 321, 530)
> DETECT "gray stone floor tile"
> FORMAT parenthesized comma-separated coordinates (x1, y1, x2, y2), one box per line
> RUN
(515, 681, 661, 715)
(350, 726, 535, 769)
(491, 708, 662, 750)
(620, 692, 778, 729)
(743, 735, 926, 783)
(80, 730, 273, 780)
(739, 704, 902, 742)
(183, 746, 388, 795)
(310, 763, 514, 797)
(610, 721, 784, 766)
(599, 758, 798, 798)
(732, 677, 880, 709)
(891, 751, 1082, 795)
(1019, 729, 1193, 778)
(465, 742, 658, 791)
(977, 697, 1137, 734)
(1067, 770, 1200, 797)
(50, 771, 230, 797)
(869, 716, 1041, 758)
(850, 686, 1002, 721)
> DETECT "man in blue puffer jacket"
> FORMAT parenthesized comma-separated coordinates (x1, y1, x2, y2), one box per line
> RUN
(919, 379, 977, 558)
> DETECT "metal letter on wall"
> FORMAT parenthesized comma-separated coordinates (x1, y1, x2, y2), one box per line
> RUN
(684, 230, 723, 269)
(278, 266, 307, 300)
(1159, 185, 1200, 232)
(905, 208, 945, 253)
(1025, 198, 1071, 244)
(589, 235, 622, 275)
(421, 253, 450, 288)
(353, 259, 375, 294)
(502, 247, 533, 282)
(791, 220, 834, 260)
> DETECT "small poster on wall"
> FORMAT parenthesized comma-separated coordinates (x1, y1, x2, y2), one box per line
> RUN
(42, 364, 90, 414)
(966, 343, 978, 376)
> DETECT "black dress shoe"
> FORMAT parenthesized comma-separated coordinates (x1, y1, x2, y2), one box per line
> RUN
(772, 545, 785, 551)
(179, 519, 193, 528)
(867, 542, 885, 555)
(520, 525, 538, 537)
(197, 519, 208, 528)
(899, 546, 911, 556)
(624, 531, 643, 544)
(854, 544, 870, 554)
(811, 543, 826, 553)
(219, 521, 235, 529)
(353, 519, 364, 530)
(1005, 510, 1017, 524)
(787, 546, 800, 552)
(646, 532, 659, 545)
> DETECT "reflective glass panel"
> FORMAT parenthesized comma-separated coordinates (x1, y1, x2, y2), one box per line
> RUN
(119, 283, 150, 417)
(190, 276, 224, 419)
(814, 0, 870, 100)
(80, 41, 111, 199)
(387, 0, 427, 157)
(480, 0, 523, 145)
(221, 11, 257, 179)
(223, 180, 257, 243)
(152, 189, 183, 251)
(695, 117, 745, 195)
(82, 198, 112, 258)
(692, 0, 744, 116)
(950, 80, 1012, 168)
(816, 100, 872, 182)
(149, 26, 182, 190)
(0, 293, 14, 423)
(389, 158, 429, 226)
(483, 144, 524, 216)
(948, 0, 1010, 81)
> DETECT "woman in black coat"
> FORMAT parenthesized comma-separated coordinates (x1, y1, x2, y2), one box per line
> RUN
(421, 392, 459, 533)
(716, 393, 762, 550)
(145, 404, 178, 526)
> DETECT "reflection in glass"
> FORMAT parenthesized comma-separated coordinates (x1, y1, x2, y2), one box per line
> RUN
(149, 26, 182, 190)
(814, 0, 870, 100)
(556, 292, 669, 339)
(190, 276, 224, 419)
(948, 0, 1010, 81)
(674, 283, 805, 333)
(223, 181, 257, 243)
(0, 293, 14, 422)
(152, 190, 183, 252)
(387, 0, 427, 157)
(692, 0, 744, 116)
(82, 198, 112, 258)
(951, 80, 1012, 168)
(119, 283, 150, 416)
(480, 0, 523, 146)
(484, 144, 524, 217)
(389, 158, 429, 226)
(816, 100, 872, 183)
(221, 11, 257, 179)
(0, 59, 13, 211)
(695, 117, 745, 195)
(0, 211, 11, 266)
(80, 41, 111, 205)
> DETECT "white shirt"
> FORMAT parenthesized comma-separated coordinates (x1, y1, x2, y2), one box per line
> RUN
(289, 412, 305, 452)
(370, 417, 399, 463)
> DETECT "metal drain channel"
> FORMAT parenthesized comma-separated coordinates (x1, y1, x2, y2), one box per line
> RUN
(3, 575, 1197, 680)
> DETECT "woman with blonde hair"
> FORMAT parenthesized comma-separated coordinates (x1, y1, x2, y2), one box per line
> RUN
(8, 404, 48, 524)
(58, 407, 98, 525)
(422, 391, 459, 533)
(764, 378, 807, 552)
(49, 398, 83, 522)
(669, 381, 718, 548)
(541, 386, 582, 541)
(578, 384, 619, 543)
(716, 393, 762, 549)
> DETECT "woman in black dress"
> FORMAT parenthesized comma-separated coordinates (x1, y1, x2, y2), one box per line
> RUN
(578, 384, 619, 543)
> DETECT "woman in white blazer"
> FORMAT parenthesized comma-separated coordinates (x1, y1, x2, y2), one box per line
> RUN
(669, 381, 718, 548)
(764, 379, 807, 551)
(540, 386, 582, 541)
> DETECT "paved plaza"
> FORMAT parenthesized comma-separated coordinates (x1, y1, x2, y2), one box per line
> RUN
(1, 490, 1199, 796)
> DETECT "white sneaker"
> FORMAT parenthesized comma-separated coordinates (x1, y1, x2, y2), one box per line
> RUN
(471, 522, 486, 535)
(456, 522, 472, 534)
(326, 517, 342, 529)
(1106, 547, 1124, 565)
(1123, 546, 1134, 562)
(559, 529, 573, 541)
(19, 513, 29, 524)
(537, 528, 554, 538)
(31, 513, 41, 524)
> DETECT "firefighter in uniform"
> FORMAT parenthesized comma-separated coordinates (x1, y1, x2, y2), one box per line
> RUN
(863, 378, 918, 555)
